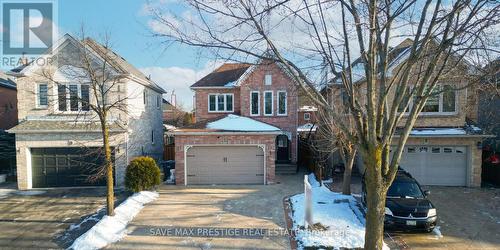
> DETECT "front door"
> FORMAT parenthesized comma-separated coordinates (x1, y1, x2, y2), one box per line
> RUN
(276, 135, 290, 162)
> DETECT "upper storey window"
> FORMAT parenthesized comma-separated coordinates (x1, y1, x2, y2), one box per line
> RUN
(208, 93, 234, 112)
(264, 73, 272, 85)
(57, 84, 90, 112)
(399, 84, 457, 114)
(37, 83, 48, 108)
(250, 91, 260, 116)
(264, 91, 273, 115)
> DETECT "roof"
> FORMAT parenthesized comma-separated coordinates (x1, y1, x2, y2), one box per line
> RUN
(190, 63, 251, 88)
(10, 34, 165, 93)
(173, 114, 281, 134)
(0, 71, 16, 90)
(7, 119, 127, 133)
(394, 125, 493, 138)
(297, 123, 317, 132)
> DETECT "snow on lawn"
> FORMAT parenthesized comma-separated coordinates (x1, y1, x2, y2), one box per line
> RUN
(70, 191, 158, 250)
(289, 174, 388, 249)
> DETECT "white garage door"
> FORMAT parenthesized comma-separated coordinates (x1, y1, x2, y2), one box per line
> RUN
(399, 146, 467, 186)
(186, 146, 265, 185)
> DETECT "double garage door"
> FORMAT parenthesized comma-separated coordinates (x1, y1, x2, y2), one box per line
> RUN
(399, 145, 468, 186)
(186, 146, 265, 185)
(31, 148, 111, 188)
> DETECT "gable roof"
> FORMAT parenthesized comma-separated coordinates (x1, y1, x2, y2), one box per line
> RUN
(10, 34, 165, 93)
(191, 63, 251, 88)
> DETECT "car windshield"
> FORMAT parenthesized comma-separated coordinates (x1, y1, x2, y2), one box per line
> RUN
(387, 181, 424, 198)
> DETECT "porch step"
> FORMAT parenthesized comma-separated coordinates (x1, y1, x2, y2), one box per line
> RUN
(276, 163, 297, 175)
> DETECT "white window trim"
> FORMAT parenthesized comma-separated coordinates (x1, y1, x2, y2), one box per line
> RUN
(304, 113, 311, 120)
(264, 90, 274, 116)
(264, 74, 272, 85)
(250, 91, 260, 116)
(55, 83, 91, 113)
(277, 90, 287, 116)
(36, 83, 48, 109)
(400, 84, 458, 116)
(207, 93, 234, 113)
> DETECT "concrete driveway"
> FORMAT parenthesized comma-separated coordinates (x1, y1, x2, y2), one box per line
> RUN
(109, 174, 304, 250)
(328, 173, 500, 250)
(0, 185, 113, 249)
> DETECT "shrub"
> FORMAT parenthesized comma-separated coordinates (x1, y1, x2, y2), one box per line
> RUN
(125, 156, 161, 192)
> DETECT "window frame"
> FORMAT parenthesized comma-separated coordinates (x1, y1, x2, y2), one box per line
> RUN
(304, 113, 311, 121)
(399, 84, 458, 116)
(156, 95, 161, 109)
(263, 90, 274, 116)
(207, 93, 234, 113)
(264, 73, 272, 85)
(36, 83, 48, 109)
(55, 83, 91, 113)
(277, 90, 287, 116)
(250, 91, 260, 116)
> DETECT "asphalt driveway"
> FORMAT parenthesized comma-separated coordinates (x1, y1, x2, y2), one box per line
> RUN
(0, 185, 114, 249)
(109, 174, 304, 250)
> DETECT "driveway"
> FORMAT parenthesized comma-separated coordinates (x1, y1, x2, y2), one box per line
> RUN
(0, 185, 115, 249)
(328, 173, 500, 250)
(109, 173, 304, 250)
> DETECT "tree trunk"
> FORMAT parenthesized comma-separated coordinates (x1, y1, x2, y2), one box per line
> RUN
(362, 148, 387, 250)
(342, 149, 356, 195)
(101, 121, 115, 216)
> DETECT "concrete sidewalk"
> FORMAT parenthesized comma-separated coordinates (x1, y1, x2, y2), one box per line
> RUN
(108, 174, 305, 250)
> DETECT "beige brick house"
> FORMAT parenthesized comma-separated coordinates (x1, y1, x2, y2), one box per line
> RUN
(171, 61, 313, 185)
(7, 34, 165, 190)
(324, 39, 491, 187)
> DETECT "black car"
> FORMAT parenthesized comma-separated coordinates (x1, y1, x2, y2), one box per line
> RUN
(362, 168, 437, 232)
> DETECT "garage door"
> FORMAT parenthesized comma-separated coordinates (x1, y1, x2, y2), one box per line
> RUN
(398, 146, 467, 186)
(186, 146, 264, 185)
(31, 148, 112, 188)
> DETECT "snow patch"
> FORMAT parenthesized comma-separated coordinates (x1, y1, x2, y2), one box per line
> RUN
(410, 128, 467, 135)
(432, 226, 443, 239)
(297, 123, 317, 132)
(224, 81, 236, 87)
(206, 114, 280, 132)
(69, 191, 158, 250)
(290, 174, 389, 249)
(15, 190, 46, 196)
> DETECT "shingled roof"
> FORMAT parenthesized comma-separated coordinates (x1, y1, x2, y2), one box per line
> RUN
(191, 63, 251, 88)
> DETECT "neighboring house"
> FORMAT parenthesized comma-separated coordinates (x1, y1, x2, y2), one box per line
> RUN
(324, 39, 489, 187)
(7, 34, 165, 190)
(172, 61, 308, 185)
(0, 71, 18, 130)
(0, 71, 18, 175)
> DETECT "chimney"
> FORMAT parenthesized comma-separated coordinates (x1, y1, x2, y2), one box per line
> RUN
(171, 90, 176, 107)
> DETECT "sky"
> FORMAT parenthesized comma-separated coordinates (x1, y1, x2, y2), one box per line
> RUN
(1, 0, 219, 111)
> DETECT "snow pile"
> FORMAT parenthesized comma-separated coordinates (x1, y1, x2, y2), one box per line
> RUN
(207, 114, 281, 132)
(70, 191, 158, 250)
(290, 174, 388, 249)
(297, 123, 317, 132)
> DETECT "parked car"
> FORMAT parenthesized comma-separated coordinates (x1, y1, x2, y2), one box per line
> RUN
(362, 168, 437, 232)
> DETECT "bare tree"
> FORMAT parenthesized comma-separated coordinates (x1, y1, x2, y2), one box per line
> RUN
(147, 0, 500, 248)
(35, 30, 132, 216)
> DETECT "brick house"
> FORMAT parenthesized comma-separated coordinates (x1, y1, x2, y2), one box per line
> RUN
(7, 34, 165, 190)
(0, 71, 18, 130)
(323, 39, 491, 187)
(171, 61, 309, 185)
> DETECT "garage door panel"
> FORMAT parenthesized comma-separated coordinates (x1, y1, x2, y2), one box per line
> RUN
(186, 146, 264, 185)
(399, 145, 467, 186)
(31, 147, 112, 188)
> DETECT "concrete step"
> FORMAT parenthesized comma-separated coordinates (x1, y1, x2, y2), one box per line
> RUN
(276, 163, 297, 175)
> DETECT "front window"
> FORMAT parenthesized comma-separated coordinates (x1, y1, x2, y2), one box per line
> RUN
(304, 113, 310, 120)
(57, 84, 91, 112)
(387, 182, 424, 199)
(422, 87, 439, 112)
(404, 84, 457, 114)
(208, 94, 233, 112)
(264, 73, 272, 85)
(442, 85, 456, 112)
(250, 91, 260, 115)
(37, 83, 48, 108)
(264, 91, 273, 115)
(277, 91, 287, 115)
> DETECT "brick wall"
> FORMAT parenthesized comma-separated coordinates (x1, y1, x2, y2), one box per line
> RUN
(174, 133, 276, 185)
(298, 111, 317, 126)
(0, 86, 18, 130)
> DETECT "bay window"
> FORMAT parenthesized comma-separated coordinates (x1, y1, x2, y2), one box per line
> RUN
(208, 93, 234, 112)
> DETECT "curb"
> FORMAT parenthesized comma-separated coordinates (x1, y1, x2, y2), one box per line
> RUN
(282, 194, 299, 250)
